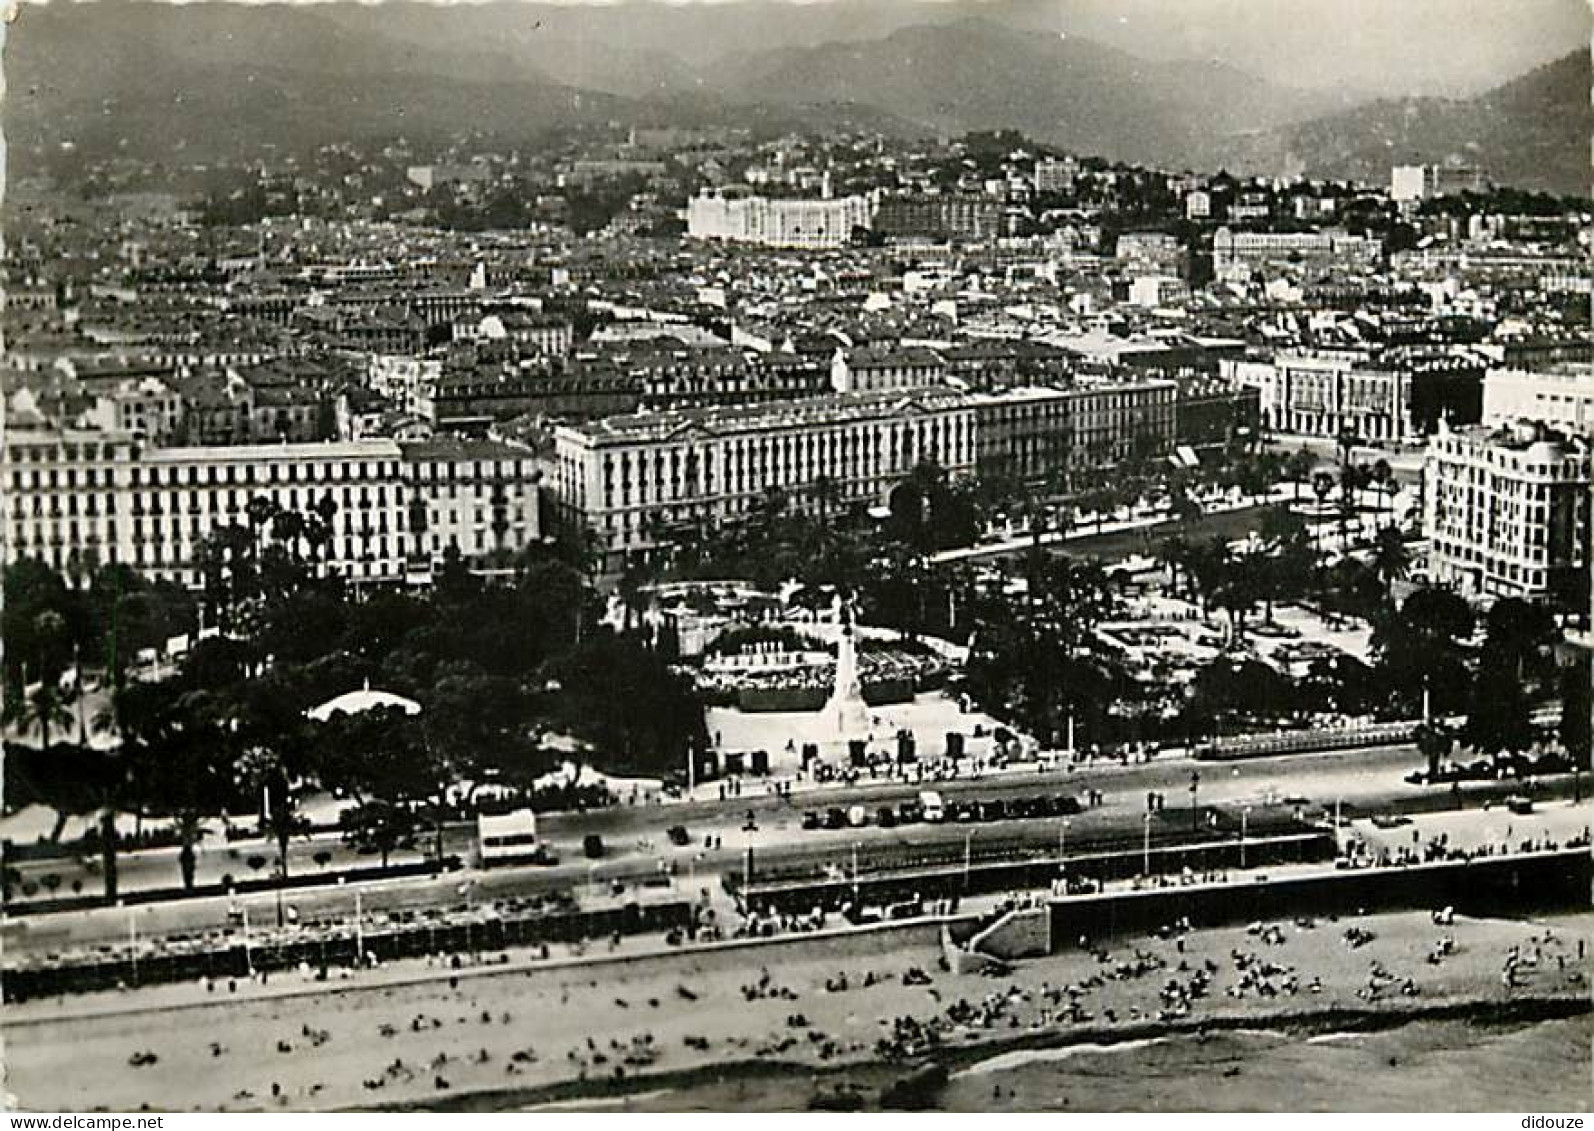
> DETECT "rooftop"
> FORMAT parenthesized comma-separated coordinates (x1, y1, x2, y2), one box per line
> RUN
(558, 387, 972, 446)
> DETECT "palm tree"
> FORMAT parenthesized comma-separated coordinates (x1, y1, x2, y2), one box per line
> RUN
(1158, 533, 1193, 600)
(1370, 526, 1411, 601)
(1284, 448, 1317, 503)
(245, 494, 280, 557)
(1310, 471, 1335, 557)
(616, 557, 650, 635)
(273, 509, 306, 562)
(1370, 458, 1394, 527)
(4, 681, 76, 750)
(811, 474, 839, 528)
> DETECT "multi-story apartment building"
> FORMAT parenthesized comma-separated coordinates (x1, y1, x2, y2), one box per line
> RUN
(686, 192, 875, 250)
(1423, 419, 1590, 603)
(874, 194, 1005, 242)
(1174, 377, 1262, 451)
(368, 354, 444, 418)
(1033, 156, 1078, 195)
(81, 376, 185, 441)
(1, 424, 540, 588)
(1212, 227, 1381, 280)
(550, 390, 976, 571)
(1390, 162, 1489, 203)
(1065, 378, 1179, 470)
(1221, 351, 1483, 440)
(427, 367, 641, 431)
(620, 347, 828, 409)
(1481, 366, 1594, 434)
(405, 163, 492, 191)
(970, 386, 1075, 485)
(1116, 232, 1188, 278)
(459, 311, 574, 357)
(831, 347, 948, 394)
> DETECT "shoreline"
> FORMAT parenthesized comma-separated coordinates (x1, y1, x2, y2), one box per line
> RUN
(7, 907, 1586, 1112)
(377, 994, 1593, 1113)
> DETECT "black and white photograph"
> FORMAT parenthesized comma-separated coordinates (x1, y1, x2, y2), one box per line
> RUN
(0, 0, 1590, 1116)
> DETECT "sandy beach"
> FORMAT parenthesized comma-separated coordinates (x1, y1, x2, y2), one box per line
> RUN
(4, 906, 1588, 1112)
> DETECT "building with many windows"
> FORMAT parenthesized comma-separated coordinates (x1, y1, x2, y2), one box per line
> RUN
(1, 424, 540, 588)
(874, 193, 1006, 242)
(686, 191, 876, 250)
(1422, 419, 1590, 603)
(1212, 227, 1381, 280)
(1221, 351, 1483, 440)
(550, 390, 975, 570)
(830, 346, 948, 394)
(1481, 365, 1594, 434)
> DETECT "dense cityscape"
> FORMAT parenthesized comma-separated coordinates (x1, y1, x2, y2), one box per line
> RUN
(1, 0, 1590, 1116)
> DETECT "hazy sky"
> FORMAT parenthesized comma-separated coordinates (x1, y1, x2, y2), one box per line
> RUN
(1017, 0, 1591, 96)
(13, 0, 1590, 99)
(375, 0, 1591, 96)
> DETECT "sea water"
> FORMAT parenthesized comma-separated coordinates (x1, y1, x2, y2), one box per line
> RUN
(528, 1014, 1592, 1113)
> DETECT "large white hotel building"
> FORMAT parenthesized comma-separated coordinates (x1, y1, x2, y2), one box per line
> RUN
(1422, 418, 1590, 603)
(1481, 365, 1594, 434)
(552, 389, 976, 569)
(1, 425, 541, 588)
(686, 191, 877, 250)
(550, 380, 1180, 571)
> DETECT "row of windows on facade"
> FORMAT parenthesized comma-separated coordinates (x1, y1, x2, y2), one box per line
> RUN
(1434, 461, 1585, 481)
(598, 440, 962, 488)
(1432, 543, 1561, 586)
(597, 426, 972, 475)
(5, 456, 527, 488)
(11, 517, 525, 561)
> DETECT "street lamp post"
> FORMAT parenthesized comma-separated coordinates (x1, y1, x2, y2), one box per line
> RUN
(1189, 770, 1200, 834)
(963, 829, 973, 890)
(242, 903, 254, 977)
(1142, 812, 1152, 877)
(1240, 806, 1252, 869)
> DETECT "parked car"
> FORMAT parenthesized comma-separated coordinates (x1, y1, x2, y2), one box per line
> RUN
(667, 824, 691, 847)
(801, 811, 822, 831)
(876, 807, 899, 829)
(824, 807, 848, 830)
(582, 834, 606, 859)
(897, 801, 924, 825)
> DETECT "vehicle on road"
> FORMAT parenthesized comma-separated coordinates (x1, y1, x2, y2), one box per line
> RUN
(582, 834, 606, 859)
(667, 825, 691, 847)
(919, 792, 946, 823)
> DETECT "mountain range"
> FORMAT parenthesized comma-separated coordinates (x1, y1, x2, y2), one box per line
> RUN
(5, 2, 1587, 195)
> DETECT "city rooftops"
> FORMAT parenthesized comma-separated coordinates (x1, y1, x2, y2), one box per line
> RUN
(140, 438, 403, 464)
(397, 436, 534, 464)
(556, 387, 971, 447)
(1441, 418, 1589, 455)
